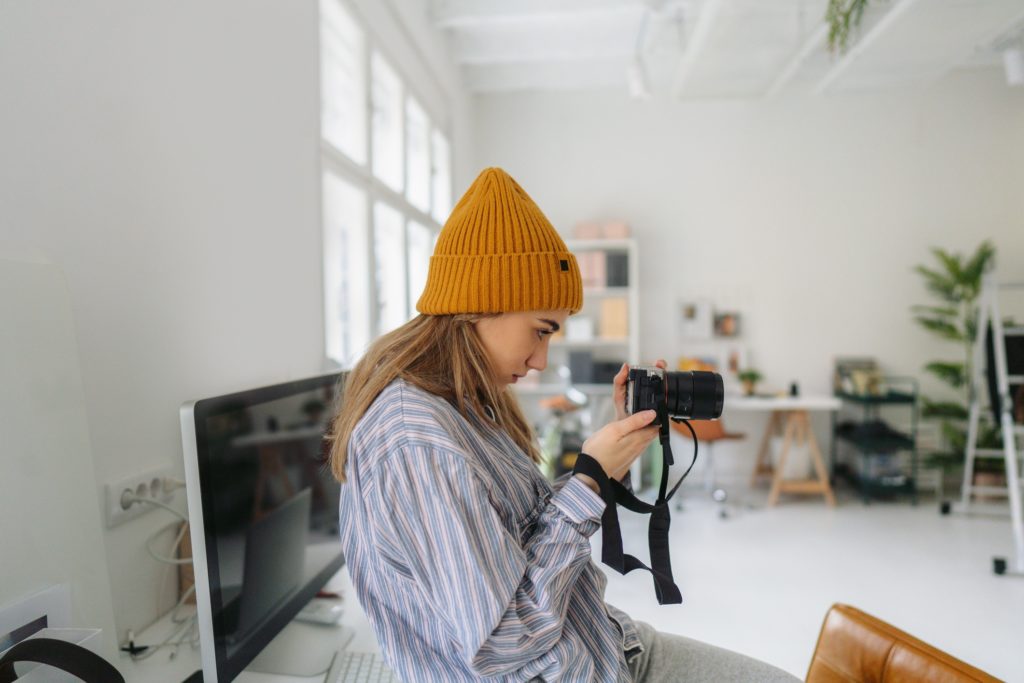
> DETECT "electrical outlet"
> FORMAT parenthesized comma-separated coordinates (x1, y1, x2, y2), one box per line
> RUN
(104, 465, 179, 528)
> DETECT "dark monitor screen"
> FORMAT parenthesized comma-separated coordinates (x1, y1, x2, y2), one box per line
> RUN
(181, 373, 345, 682)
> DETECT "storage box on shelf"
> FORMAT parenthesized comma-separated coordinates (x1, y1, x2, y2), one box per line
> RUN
(831, 377, 919, 504)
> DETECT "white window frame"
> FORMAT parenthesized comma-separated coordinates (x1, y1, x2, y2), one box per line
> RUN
(319, 0, 453, 368)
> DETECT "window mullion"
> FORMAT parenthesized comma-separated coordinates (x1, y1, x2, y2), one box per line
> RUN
(365, 33, 381, 344)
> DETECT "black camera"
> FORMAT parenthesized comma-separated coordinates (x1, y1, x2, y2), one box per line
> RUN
(625, 367, 724, 424)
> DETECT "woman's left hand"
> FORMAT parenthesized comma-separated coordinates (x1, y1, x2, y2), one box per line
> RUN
(612, 359, 668, 422)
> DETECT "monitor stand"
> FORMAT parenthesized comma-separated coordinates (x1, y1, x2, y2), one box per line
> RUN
(238, 622, 355, 679)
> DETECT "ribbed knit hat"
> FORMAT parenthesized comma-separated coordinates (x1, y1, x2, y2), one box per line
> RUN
(416, 167, 583, 315)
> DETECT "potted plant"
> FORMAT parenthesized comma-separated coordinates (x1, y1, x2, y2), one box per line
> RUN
(826, 0, 870, 53)
(911, 241, 1001, 486)
(738, 369, 763, 397)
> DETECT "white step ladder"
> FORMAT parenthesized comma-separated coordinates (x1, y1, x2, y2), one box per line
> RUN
(946, 272, 1024, 575)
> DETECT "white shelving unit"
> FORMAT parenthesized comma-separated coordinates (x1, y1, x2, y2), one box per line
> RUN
(513, 237, 642, 483)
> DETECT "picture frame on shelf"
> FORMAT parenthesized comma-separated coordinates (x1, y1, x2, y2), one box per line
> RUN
(678, 298, 713, 340)
(713, 311, 741, 337)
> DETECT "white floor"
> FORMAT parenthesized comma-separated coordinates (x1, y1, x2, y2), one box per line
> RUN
(602, 484, 1024, 681)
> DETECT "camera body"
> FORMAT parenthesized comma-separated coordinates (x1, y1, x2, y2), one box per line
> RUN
(625, 366, 724, 425)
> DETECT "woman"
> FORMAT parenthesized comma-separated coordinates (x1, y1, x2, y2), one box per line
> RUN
(329, 167, 797, 682)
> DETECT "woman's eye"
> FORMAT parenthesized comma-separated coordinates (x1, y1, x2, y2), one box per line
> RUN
(536, 329, 552, 340)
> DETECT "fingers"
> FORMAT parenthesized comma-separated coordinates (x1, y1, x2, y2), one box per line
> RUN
(616, 409, 656, 435)
(624, 425, 660, 448)
(620, 426, 660, 467)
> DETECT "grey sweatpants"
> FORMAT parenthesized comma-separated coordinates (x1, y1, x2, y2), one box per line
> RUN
(626, 621, 800, 682)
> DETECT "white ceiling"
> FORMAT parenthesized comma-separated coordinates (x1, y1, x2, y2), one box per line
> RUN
(429, 0, 1024, 98)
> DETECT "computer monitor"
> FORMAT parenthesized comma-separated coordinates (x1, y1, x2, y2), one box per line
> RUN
(180, 373, 346, 682)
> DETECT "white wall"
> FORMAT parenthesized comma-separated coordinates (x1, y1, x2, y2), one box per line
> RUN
(476, 69, 1024, 480)
(0, 0, 473, 648)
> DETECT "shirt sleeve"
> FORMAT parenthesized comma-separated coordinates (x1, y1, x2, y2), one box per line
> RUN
(369, 444, 606, 678)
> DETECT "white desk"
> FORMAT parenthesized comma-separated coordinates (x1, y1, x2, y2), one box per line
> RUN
(122, 567, 378, 683)
(726, 395, 841, 506)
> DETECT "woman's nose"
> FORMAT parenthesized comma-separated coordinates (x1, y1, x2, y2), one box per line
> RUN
(527, 348, 548, 372)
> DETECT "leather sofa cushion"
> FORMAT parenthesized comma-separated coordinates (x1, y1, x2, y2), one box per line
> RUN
(806, 604, 1000, 682)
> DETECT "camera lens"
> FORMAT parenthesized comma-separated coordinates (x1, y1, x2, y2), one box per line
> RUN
(666, 371, 724, 420)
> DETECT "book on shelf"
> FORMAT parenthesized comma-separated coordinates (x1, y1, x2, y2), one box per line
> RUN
(577, 251, 606, 288)
(605, 252, 629, 287)
(598, 297, 628, 339)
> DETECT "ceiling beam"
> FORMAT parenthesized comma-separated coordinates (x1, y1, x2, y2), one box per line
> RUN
(463, 59, 629, 93)
(457, 47, 634, 66)
(764, 23, 828, 98)
(670, 0, 725, 99)
(814, 0, 924, 94)
(432, 0, 644, 29)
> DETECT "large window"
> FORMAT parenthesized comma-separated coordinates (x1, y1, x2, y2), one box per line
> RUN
(320, 0, 366, 164)
(320, 0, 453, 367)
(322, 172, 369, 364)
(373, 202, 407, 336)
(431, 130, 452, 224)
(371, 53, 404, 194)
(407, 221, 434, 312)
(406, 97, 431, 213)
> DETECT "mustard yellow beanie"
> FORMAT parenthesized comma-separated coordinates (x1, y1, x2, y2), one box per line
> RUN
(416, 167, 583, 315)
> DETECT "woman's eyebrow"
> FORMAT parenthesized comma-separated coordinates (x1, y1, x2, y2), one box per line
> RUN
(538, 318, 561, 332)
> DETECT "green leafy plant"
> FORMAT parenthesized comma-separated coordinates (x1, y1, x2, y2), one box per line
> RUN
(912, 241, 1001, 471)
(738, 369, 763, 383)
(826, 0, 869, 54)
(738, 369, 763, 396)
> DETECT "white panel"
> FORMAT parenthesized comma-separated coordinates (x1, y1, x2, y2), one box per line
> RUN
(464, 58, 630, 92)
(0, 251, 118, 661)
(450, 8, 644, 64)
(433, 0, 651, 27)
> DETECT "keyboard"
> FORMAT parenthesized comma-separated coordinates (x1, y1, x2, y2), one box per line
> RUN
(329, 651, 399, 682)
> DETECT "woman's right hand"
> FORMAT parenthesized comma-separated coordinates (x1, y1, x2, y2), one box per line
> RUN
(575, 410, 659, 492)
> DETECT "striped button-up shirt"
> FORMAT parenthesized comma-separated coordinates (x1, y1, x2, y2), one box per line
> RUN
(338, 379, 643, 682)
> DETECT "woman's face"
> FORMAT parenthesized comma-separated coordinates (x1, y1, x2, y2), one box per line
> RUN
(474, 309, 570, 386)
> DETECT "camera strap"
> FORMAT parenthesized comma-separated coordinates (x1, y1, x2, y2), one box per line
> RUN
(571, 405, 698, 606)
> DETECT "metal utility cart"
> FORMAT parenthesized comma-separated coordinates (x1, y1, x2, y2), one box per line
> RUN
(831, 377, 919, 504)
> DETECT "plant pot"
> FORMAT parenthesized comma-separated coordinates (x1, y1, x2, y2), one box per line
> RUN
(973, 471, 1007, 501)
(742, 380, 756, 396)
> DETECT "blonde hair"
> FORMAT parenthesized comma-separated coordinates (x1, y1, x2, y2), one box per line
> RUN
(327, 314, 541, 483)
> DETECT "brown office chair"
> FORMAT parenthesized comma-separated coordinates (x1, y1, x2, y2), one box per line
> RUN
(670, 419, 745, 513)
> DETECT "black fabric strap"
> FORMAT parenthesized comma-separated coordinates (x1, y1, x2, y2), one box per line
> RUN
(572, 417, 698, 606)
(0, 637, 125, 683)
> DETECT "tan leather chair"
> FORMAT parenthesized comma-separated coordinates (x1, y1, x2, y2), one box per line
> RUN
(806, 604, 1002, 683)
